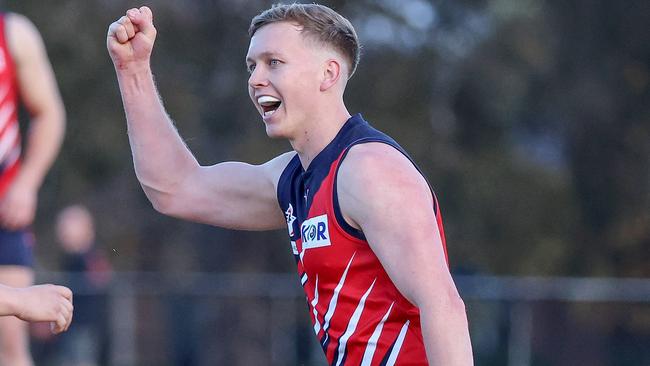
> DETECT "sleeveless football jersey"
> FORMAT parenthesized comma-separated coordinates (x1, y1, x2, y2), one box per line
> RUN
(0, 14, 21, 198)
(277, 114, 448, 365)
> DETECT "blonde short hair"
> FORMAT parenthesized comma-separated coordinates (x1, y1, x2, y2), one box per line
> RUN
(249, 3, 361, 77)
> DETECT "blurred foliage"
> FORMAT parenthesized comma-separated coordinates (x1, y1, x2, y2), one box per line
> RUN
(4, 0, 648, 364)
(3, 0, 647, 279)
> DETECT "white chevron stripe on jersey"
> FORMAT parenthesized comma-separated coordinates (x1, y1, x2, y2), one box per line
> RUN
(2, 145, 19, 167)
(0, 122, 19, 163)
(321, 252, 356, 334)
(0, 100, 14, 133)
(360, 302, 395, 366)
(385, 320, 411, 366)
(311, 275, 321, 335)
(334, 278, 376, 366)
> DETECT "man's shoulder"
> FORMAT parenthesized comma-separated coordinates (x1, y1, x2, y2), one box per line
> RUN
(4, 13, 35, 33)
(341, 139, 431, 194)
(338, 142, 419, 193)
(336, 141, 433, 229)
(265, 151, 298, 171)
(4, 13, 43, 63)
(263, 151, 298, 188)
(343, 141, 410, 172)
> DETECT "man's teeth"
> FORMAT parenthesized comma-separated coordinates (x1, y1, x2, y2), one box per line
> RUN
(258, 95, 281, 105)
(258, 95, 281, 118)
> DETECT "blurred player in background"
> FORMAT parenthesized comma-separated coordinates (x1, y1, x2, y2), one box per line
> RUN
(0, 283, 72, 333)
(108, 4, 472, 365)
(0, 10, 65, 366)
(55, 204, 111, 366)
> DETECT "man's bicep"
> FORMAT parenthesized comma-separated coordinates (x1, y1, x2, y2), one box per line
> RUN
(168, 153, 294, 230)
(339, 144, 452, 305)
(361, 198, 452, 306)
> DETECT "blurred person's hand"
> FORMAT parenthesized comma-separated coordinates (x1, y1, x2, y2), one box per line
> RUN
(14, 284, 73, 334)
(107, 6, 157, 70)
(0, 179, 37, 230)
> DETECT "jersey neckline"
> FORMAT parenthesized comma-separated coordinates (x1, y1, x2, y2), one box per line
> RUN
(301, 113, 366, 174)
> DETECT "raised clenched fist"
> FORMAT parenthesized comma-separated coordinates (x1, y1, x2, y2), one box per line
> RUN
(107, 6, 157, 70)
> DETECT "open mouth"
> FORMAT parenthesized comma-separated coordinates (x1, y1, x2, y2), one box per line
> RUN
(257, 96, 282, 118)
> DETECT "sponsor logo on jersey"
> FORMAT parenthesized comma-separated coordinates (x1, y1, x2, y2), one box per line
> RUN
(300, 214, 331, 250)
(285, 204, 296, 236)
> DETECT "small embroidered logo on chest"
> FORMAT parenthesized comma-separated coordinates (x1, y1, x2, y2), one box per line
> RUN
(285, 204, 297, 236)
(301, 214, 331, 250)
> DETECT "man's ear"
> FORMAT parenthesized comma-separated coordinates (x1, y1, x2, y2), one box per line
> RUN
(320, 58, 343, 91)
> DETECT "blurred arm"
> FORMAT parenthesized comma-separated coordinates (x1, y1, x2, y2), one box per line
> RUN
(0, 14, 65, 229)
(0, 284, 18, 316)
(107, 7, 287, 230)
(338, 143, 474, 365)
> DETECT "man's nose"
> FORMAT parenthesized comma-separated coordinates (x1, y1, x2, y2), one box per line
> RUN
(248, 67, 269, 88)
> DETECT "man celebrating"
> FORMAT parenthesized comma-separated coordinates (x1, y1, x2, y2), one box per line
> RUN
(107, 4, 473, 365)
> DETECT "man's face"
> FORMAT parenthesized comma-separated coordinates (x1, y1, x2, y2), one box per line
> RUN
(246, 22, 325, 139)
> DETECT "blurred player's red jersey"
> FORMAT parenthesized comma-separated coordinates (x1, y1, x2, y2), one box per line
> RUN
(0, 14, 21, 198)
(277, 114, 448, 365)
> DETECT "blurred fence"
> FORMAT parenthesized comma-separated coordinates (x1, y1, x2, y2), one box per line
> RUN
(33, 272, 650, 366)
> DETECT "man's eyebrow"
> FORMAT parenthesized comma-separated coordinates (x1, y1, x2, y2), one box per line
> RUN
(245, 51, 283, 64)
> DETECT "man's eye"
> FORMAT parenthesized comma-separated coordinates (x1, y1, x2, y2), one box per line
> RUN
(270, 59, 281, 66)
(247, 64, 256, 73)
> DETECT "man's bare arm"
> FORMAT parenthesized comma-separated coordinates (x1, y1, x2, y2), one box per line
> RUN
(338, 143, 474, 365)
(160, 153, 295, 230)
(0, 14, 65, 230)
(0, 284, 73, 334)
(107, 7, 288, 230)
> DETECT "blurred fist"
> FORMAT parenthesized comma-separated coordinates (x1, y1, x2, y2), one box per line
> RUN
(0, 181, 37, 230)
(15, 284, 74, 334)
(107, 6, 157, 69)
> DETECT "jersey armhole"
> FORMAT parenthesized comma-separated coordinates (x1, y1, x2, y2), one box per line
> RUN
(332, 137, 416, 241)
(332, 138, 443, 241)
(332, 143, 366, 241)
(276, 154, 301, 213)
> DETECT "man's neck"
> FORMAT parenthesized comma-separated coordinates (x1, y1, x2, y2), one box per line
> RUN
(290, 104, 351, 170)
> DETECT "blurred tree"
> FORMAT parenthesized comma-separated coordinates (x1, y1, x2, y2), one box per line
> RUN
(4, 0, 648, 364)
(5, 0, 647, 276)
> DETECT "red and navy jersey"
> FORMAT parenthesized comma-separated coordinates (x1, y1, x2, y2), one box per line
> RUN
(277, 114, 448, 365)
(0, 14, 21, 198)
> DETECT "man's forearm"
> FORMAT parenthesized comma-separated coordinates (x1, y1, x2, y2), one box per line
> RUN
(421, 295, 474, 365)
(17, 105, 65, 190)
(115, 65, 198, 196)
